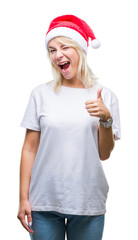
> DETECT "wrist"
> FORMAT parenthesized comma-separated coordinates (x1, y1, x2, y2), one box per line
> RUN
(100, 112, 112, 122)
(99, 114, 113, 129)
(20, 194, 29, 202)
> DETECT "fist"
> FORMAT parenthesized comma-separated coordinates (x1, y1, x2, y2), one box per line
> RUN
(85, 88, 111, 121)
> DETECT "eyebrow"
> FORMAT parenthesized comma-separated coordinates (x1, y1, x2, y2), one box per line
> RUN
(48, 44, 66, 49)
(48, 46, 55, 49)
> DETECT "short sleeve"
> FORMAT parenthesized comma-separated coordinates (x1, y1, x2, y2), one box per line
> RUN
(20, 90, 41, 131)
(109, 94, 121, 141)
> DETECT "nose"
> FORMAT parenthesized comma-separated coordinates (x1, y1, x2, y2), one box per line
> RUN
(56, 49, 64, 60)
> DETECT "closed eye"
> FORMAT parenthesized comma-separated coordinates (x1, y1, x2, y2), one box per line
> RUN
(49, 46, 70, 54)
(63, 47, 69, 50)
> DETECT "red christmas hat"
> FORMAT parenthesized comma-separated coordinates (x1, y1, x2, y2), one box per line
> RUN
(45, 15, 100, 54)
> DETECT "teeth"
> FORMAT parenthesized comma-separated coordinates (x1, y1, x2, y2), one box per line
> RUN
(59, 62, 69, 65)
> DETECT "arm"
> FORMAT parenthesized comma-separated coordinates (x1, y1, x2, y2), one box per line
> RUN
(85, 87, 116, 161)
(17, 129, 40, 234)
(98, 123, 115, 161)
(19, 129, 40, 201)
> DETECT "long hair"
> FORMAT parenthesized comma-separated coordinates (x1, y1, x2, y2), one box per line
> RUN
(46, 36, 98, 93)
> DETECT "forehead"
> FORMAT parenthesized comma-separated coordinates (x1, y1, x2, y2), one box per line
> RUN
(48, 39, 64, 48)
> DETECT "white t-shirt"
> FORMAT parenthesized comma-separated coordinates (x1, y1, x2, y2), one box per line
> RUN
(20, 81, 121, 216)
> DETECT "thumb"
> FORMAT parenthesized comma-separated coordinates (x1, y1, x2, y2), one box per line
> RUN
(97, 88, 103, 100)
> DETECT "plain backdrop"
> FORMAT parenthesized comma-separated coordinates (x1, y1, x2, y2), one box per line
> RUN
(0, 0, 138, 239)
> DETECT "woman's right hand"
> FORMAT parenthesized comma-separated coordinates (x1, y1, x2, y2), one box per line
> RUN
(17, 199, 34, 234)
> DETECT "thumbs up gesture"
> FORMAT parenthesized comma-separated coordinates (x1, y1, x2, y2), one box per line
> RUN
(85, 88, 111, 122)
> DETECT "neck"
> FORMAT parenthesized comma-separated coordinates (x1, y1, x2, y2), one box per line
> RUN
(62, 78, 85, 88)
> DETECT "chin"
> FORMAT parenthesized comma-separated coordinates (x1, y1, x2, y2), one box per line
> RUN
(62, 74, 76, 80)
(62, 76, 71, 80)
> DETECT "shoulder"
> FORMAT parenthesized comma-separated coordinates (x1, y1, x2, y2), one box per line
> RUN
(31, 80, 54, 97)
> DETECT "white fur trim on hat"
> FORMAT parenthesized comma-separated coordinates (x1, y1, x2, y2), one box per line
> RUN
(45, 27, 88, 54)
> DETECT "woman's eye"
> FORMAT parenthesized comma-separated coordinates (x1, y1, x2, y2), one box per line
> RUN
(50, 50, 55, 53)
(49, 47, 69, 53)
(63, 47, 69, 50)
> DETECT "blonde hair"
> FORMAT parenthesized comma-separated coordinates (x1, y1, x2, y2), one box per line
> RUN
(46, 36, 98, 93)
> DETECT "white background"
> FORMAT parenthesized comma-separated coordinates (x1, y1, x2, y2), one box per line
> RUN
(0, 0, 138, 239)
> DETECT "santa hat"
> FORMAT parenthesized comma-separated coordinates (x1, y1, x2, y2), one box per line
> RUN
(45, 15, 101, 54)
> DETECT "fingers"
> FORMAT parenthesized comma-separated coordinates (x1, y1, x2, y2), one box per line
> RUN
(17, 211, 34, 234)
(89, 112, 100, 117)
(85, 102, 101, 118)
(85, 103, 97, 109)
(27, 212, 33, 227)
(21, 218, 34, 234)
(85, 102, 100, 117)
(86, 107, 99, 114)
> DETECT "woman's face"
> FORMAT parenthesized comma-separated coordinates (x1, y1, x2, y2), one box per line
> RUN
(48, 38, 80, 82)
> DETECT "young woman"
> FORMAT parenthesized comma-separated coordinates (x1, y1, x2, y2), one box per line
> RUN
(17, 15, 121, 240)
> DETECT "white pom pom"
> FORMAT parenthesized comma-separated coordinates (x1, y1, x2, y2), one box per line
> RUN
(91, 39, 101, 49)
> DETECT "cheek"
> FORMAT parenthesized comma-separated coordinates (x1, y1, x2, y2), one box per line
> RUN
(73, 58, 79, 70)
(50, 57, 57, 67)
(50, 56, 54, 63)
(71, 52, 79, 67)
(70, 55, 79, 66)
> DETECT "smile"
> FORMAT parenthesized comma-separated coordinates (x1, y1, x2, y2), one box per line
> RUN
(58, 62, 70, 73)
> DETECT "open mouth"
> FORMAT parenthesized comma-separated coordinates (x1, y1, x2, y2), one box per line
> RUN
(58, 62, 70, 71)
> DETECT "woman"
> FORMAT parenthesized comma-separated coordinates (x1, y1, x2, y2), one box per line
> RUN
(17, 15, 121, 240)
